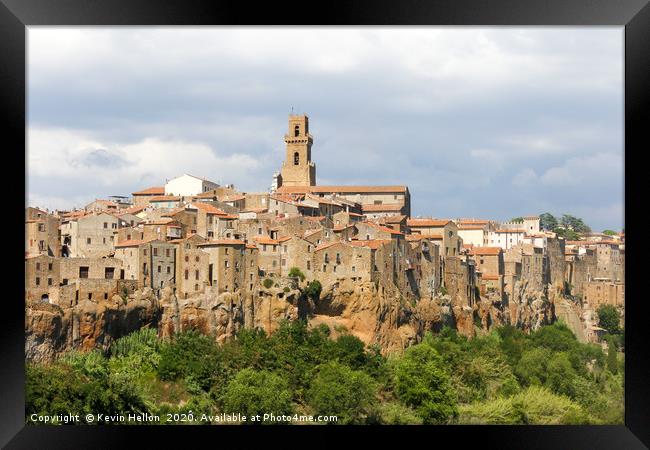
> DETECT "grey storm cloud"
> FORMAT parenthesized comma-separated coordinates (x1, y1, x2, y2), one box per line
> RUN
(26, 27, 624, 231)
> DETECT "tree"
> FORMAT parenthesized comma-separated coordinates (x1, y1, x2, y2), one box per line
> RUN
(559, 214, 591, 234)
(510, 217, 524, 223)
(393, 344, 457, 424)
(221, 369, 294, 422)
(288, 267, 306, 282)
(597, 305, 620, 334)
(602, 230, 617, 236)
(305, 280, 322, 300)
(539, 213, 558, 231)
(307, 361, 377, 424)
(157, 330, 220, 391)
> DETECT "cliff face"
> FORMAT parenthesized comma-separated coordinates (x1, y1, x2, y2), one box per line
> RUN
(25, 275, 558, 362)
(25, 290, 160, 363)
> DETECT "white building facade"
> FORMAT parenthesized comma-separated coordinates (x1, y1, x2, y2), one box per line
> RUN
(165, 174, 219, 197)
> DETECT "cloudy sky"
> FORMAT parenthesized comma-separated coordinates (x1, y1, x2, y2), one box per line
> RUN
(27, 27, 624, 231)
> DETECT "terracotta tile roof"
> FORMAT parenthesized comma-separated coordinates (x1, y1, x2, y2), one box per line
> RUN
(406, 234, 424, 241)
(457, 219, 490, 225)
(192, 191, 218, 199)
(407, 219, 451, 227)
(469, 247, 502, 256)
(253, 236, 280, 245)
(115, 238, 156, 248)
(333, 224, 355, 231)
(197, 239, 246, 246)
(277, 185, 408, 194)
(349, 239, 392, 250)
(458, 225, 486, 230)
(132, 186, 165, 196)
(314, 241, 341, 252)
(246, 244, 258, 250)
(221, 194, 246, 202)
(278, 236, 292, 242)
(149, 195, 181, 202)
(190, 202, 228, 216)
(481, 274, 500, 281)
(305, 216, 327, 223)
(144, 218, 174, 225)
(493, 229, 525, 233)
(364, 222, 404, 235)
(382, 214, 407, 223)
(123, 205, 147, 215)
(361, 203, 404, 212)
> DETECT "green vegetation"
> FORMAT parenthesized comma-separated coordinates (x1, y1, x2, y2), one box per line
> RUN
(26, 321, 623, 425)
(262, 278, 274, 289)
(602, 230, 617, 236)
(304, 280, 322, 300)
(288, 267, 306, 282)
(539, 212, 592, 240)
(597, 305, 621, 335)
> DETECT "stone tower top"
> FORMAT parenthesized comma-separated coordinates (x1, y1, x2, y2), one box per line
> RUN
(279, 113, 316, 187)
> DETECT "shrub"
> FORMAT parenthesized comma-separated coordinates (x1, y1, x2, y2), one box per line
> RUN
(597, 305, 620, 334)
(288, 267, 306, 282)
(307, 361, 377, 424)
(157, 330, 219, 391)
(262, 278, 274, 289)
(393, 344, 457, 424)
(221, 369, 294, 422)
(305, 280, 322, 300)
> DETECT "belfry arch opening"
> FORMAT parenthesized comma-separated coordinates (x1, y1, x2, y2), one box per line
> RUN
(294, 152, 299, 165)
(294, 125, 300, 137)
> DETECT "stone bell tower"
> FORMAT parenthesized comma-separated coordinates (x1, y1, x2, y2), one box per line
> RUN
(279, 114, 316, 187)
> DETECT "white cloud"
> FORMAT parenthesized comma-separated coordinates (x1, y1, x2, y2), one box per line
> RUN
(512, 168, 538, 186)
(540, 153, 622, 187)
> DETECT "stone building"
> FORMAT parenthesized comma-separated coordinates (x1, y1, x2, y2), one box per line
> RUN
(165, 174, 220, 197)
(142, 218, 183, 241)
(505, 243, 545, 291)
(114, 238, 176, 289)
(197, 239, 252, 294)
(60, 212, 118, 258)
(25, 207, 60, 257)
(407, 218, 461, 258)
(583, 281, 624, 308)
(314, 241, 374, 286)
(131, 186, 165, 206)
(172, 234, 209, 298)
(192, 202, 239, 240)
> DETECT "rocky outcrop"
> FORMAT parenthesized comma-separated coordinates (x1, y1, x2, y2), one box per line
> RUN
(25, 274, 560, 361)
(25, 290, 160, 363)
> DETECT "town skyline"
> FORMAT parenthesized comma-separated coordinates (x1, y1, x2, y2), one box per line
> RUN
(27, 27, 623, 230)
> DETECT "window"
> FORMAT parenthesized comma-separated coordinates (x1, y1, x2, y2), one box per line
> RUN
(87, 238, 92, 245)
(105, 267, 114, 279)
(195, 270, 199, 280)
(185, 270, 189, 280)
(352, 266, 356, 272)
(167, 266, 171, 274)
(307, 261, 311, 270)
(324, 253, 329, 263)
(35, 277, 40, 286)
(79, 267, 89, 278)
(103, 238, 106, 244)
(294, 152, 299, 165)
(158, 265, 161, 273)
(38, 223, 45, 232)
(272, 260, 277, 267)
(282, 259, 286, 266)
(103, 222, 108, 229)
(294, 125, 300, 136)
(333, 265, 337, 272)
(153, 247, 158, 256)
(195, 284, 199, 291)
(36, 262, 41, 270)
(307, 245, 312, 252)
(166, 249, 170, 257)
(48, 263, 52, 271)
(322, 265, 326, 272)
(225, 248, 229, 255)
(195, 256, 199, 262)
(185, 256, 189, 262)
(112, 223, 117, 229)
(144, 249, 148, 256)
(283, 245, 287, 253)
(127, 234, 131, 240)
(225, 261, 230, 268)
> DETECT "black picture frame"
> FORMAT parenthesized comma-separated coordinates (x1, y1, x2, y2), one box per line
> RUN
(2, 0, 647, 447)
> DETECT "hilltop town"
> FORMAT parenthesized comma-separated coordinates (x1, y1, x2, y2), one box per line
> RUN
(25, 114, 625, 360)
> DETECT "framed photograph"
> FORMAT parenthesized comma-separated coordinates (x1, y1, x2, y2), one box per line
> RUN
(3, 0, 648, 447)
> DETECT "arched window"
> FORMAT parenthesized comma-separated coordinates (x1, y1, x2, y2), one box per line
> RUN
(294, 125, 300, 137)
(294, 152, 299, 165)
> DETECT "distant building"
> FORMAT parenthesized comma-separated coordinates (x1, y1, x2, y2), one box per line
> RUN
(165, 174, 220, 197)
